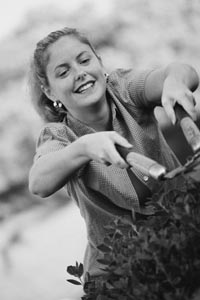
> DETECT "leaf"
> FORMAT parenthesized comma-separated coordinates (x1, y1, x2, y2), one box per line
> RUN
(113, 267, 125, 276)
(103, 225, 116, 233)
(66, 265, 77, 276)
(97, 258, 110, 265)
(172, 277, 181, 285)
(67, 279, 82, 285)
(99, 267, 109, 272)
(97, 243, 111, 253)
(84, 272, 91, 282)
(113, 229, 123, 239)
(96, 295, 108, 300)
(131, 208, 136, 222)
(78, 263, 84, 277)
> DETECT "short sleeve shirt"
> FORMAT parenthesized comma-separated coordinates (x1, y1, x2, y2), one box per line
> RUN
(34, 68, 182, 277)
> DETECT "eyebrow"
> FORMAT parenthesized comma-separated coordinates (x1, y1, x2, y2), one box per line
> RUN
(54, 51, 90, 72)
(54, 63, 69, 72)
(76, 50, 89, 59)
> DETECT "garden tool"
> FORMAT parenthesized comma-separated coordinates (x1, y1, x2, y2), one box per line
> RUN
(116, 104, 200, 181)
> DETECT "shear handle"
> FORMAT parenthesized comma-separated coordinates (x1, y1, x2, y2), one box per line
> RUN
(174, 103, 200, 153)
(116, 145, 166, 180)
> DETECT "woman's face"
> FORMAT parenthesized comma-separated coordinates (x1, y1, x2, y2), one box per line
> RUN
(45, 35, 107, 117)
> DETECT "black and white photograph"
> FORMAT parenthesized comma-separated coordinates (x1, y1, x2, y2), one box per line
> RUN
(0, 1, 200, 299)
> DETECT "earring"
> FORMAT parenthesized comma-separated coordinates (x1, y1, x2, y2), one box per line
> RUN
(105, 73, 109, 82)
(53, 101, 62, 108)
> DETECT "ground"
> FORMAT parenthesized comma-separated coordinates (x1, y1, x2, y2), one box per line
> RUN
(0, 201, 87, 300)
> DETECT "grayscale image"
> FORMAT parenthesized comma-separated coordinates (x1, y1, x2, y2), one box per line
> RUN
(0, 1, 200, 300)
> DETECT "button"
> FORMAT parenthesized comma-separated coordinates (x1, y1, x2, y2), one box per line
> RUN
(143, 175, 149, 182)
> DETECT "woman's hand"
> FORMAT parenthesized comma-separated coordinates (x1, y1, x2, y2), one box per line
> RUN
(145, 63, 199, 125)
(161, 76, 198, 125)
(79, 131, 132, 168)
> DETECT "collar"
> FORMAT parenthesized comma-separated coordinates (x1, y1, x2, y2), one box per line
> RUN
(63, 90, 119, 137)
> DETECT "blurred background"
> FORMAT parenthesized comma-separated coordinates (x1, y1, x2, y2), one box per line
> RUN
(0, 0, 200, 299)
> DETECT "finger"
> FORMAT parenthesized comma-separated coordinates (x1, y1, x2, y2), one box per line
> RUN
(104, 158, 128, 168)
(104, 161, 111, 167)
(187, 90, 197, 105)
(177, 92, 197, 121)
(106, 143, 129, 168)
(108, 131, 132, 148)
(99, 158, 111, 166)
(112, 155, 129, 168)
(162, 97, 176, 125)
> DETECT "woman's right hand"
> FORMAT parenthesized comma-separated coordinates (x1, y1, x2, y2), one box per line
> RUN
(79, 131, 132, 168)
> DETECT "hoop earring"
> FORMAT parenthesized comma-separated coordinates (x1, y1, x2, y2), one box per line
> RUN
(53, 101, 62, 109)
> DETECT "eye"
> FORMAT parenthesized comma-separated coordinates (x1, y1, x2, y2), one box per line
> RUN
(80, 58, 90, 64)
(58, 69, 69, 77)
(60, 70, 67, 76)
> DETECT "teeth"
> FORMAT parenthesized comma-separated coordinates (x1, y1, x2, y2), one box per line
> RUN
(77, 82, 94, 93)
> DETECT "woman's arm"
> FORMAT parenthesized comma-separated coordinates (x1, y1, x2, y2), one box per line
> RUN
(29, 131, 132, 198)
(144, 63, 199, 124)
(29, 138, 90, 198)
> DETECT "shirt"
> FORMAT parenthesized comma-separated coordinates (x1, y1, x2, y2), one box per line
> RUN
(34, 68, 182, 278)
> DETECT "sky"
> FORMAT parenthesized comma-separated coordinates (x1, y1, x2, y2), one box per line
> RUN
(0, 0, 112, 40)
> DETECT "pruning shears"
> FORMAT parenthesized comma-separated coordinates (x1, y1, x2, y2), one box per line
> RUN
(116, 104, 200, 181)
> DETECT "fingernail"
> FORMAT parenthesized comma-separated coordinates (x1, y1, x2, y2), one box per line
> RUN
(172, 117, 176, 125)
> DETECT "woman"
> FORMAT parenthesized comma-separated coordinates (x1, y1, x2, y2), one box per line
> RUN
(28, 27, 199, 278)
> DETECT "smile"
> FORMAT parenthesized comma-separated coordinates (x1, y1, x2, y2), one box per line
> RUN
(74, 81, 95, 93)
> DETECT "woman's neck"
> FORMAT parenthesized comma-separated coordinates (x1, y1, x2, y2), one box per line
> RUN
(70, 98, 112, 132)
(89, 107, 112, 131)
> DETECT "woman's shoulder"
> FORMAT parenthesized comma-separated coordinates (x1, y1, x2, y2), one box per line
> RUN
(107, 67, 154, 106)
(33, 122, 72, 160)
(107, 68, 146, 93)
(38, 121, 69, 137)
(108, 68, 133, 83)
(107, 68, 141, 99)
(108, 68, 151, 85)
(37, 120, 78, 144)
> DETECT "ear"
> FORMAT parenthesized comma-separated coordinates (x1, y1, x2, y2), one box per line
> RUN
(41, 85, 56, 102)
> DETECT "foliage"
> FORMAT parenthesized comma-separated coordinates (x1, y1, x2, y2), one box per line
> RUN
(67, 176, 200, 300)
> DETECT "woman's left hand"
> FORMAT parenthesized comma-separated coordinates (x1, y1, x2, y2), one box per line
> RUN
(145, 63, 199, 124)
(161, 72, 198, 125)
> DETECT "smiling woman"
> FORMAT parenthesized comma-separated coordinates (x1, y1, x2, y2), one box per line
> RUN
(29, 27, 108, 124)
(28, 26, 199, 282)
(43, 35, 107, 123)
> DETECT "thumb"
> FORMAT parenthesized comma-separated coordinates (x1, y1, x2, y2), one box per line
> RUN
(162, 98, 176, 125)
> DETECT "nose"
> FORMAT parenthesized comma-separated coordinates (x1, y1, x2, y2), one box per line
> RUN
(74, 67, 87, 81)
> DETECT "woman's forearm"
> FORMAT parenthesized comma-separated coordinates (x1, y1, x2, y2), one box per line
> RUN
(145, 63, 199, 104)
(29, 138, 90, 198)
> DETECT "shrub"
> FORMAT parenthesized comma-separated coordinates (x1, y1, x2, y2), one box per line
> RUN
(67, 176, 200, 300)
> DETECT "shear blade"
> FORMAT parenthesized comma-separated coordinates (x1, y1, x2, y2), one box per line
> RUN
(163, 154, 200, 180)
(164, 166, 186, 179)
